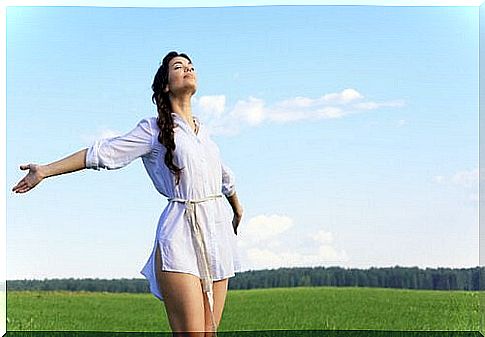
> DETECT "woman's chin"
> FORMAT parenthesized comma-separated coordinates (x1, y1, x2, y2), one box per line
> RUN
(172, 84, 197, 96)
(188, 85, 197, 96)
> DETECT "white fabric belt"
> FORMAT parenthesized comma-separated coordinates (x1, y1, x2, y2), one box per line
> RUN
(167, 193, 224, 333)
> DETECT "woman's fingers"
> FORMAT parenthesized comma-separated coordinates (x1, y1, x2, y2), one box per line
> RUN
(12, 183, 24, 192)
(13, 183, 27, 193)
(15, 187, 28, 194)
(12, 163, 41, 194)
(232, 216, 240, 235)
(12, 180, 25, 191)
(12, 165, 29, 192)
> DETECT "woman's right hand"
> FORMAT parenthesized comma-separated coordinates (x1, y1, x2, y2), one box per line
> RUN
(12, 164, 46, 194)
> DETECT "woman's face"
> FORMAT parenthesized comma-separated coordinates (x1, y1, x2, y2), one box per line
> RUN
(164, 56, 197, 97)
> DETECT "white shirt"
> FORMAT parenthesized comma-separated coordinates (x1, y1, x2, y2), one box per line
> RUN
(85, 113, 241, 301)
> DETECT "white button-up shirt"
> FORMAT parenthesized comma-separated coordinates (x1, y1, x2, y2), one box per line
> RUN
(85, 113, 241, 302)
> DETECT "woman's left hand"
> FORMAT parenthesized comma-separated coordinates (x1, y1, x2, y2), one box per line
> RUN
(226, 191, 243, 235)
(232, 208, 243, 235)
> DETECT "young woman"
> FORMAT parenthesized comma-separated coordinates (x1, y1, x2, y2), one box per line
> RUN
(12, 51, 244, 337)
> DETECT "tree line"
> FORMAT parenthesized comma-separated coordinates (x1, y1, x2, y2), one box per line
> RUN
(7, 266, 484, 293)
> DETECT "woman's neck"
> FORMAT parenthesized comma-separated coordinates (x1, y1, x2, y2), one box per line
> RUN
(170, 94, 198, 134)
(170, 94, 193, 122)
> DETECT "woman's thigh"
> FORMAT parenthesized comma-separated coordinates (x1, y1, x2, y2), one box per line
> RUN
(155, 244, 205, 333)
(203, 278, 229, 331)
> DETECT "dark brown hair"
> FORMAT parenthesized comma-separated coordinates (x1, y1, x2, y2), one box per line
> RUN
(151, 51, 193, 186)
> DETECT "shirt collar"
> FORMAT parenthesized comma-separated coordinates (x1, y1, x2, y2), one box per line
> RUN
(171, 113, 201, 136)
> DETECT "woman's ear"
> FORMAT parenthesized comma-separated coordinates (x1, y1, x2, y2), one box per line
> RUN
(164, 85, 170, 93)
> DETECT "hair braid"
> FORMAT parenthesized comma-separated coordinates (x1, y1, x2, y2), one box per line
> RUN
(151, 51, 192, 186)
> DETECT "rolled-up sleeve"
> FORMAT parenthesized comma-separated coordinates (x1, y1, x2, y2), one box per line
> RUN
(86, 118, 154, 170)
(221, 161, 236, 197)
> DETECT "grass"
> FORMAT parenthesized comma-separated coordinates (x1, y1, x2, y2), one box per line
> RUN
(6, 286, 481, 332)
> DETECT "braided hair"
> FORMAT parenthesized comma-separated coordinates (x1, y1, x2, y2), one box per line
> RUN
(151, 51, 193, 186)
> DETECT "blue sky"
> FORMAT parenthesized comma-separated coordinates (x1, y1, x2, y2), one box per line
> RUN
(6, 4, 479, 280)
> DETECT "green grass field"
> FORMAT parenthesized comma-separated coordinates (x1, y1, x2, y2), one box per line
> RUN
(6, 287, 482, 332)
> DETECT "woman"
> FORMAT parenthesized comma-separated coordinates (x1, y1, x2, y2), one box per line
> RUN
(11, 51, 244, 337)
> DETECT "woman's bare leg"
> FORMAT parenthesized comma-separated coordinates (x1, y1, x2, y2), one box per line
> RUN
(203, 278, 229, 333)
(155, 244, 206, 336)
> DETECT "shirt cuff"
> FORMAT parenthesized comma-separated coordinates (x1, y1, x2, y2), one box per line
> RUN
(85, 141, 101, 171)
(225, 189, 236, 198)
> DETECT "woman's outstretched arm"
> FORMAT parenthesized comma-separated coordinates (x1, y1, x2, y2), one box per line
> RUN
(12, 117, 154, 194)
(11, 148, 88, 194)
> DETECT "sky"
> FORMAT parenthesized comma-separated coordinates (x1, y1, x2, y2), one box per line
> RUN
(5, 3, 480, 280)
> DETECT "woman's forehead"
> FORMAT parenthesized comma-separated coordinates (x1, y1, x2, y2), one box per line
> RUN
(170, 57, 192, 66)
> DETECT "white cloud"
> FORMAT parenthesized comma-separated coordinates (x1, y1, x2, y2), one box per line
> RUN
(237, 214, 348, 271)
(194, 95, 226, 118)
(238, 214, 293, 247)
(313, 230, 334, 244)
(276, 96, 315, 109)
(194, 89, 405, 135)
(231, 96, 266, 126)
(243, 246, 348, 270)
(451, 168, 478, 188)
(323, 88, 363, 103)
(316, 106, 345, 119)
(317, 245, 344, 260)
(433, 168, 479, 187)
(353, 100, 404, 111)
(432, 168, 479, 205)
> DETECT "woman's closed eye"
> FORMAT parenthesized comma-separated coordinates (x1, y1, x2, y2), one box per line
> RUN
(175, 66, 195, 71)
